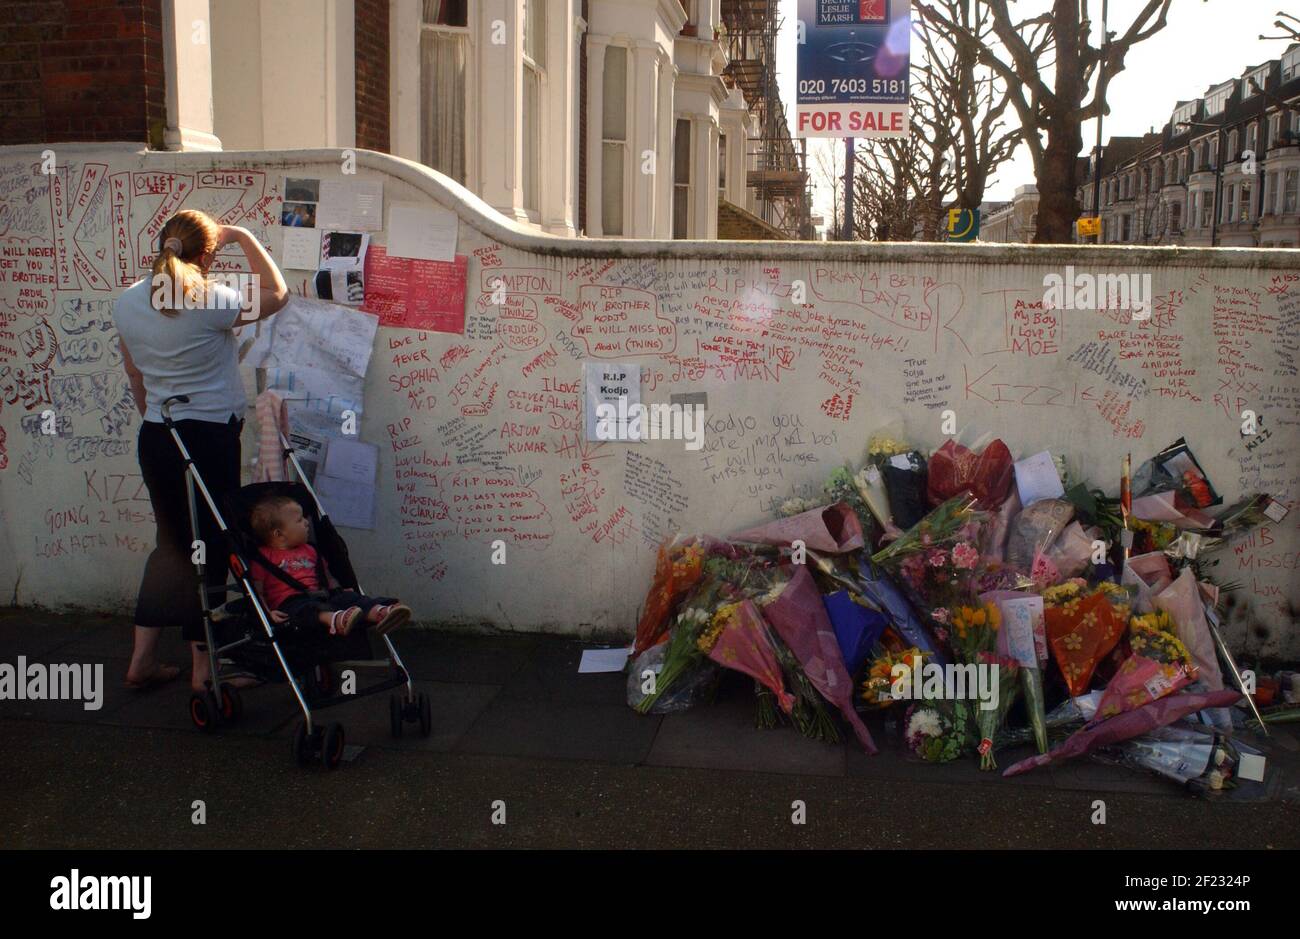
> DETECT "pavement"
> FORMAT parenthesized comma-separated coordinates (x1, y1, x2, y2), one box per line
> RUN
(3, 605, 1299, 850)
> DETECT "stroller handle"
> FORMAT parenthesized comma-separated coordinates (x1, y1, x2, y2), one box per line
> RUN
(160, 394, 190, 424)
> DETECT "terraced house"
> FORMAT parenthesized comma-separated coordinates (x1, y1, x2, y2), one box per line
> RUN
(1077, 43, 1300, 248)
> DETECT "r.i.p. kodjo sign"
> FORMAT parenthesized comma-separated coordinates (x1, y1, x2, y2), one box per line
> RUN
(796, 0, 910, 138)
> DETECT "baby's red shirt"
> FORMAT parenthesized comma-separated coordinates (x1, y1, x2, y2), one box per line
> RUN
(252, 543, 325, 610)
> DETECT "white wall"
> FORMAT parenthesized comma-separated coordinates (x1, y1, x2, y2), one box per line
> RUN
(1, 144, 1298, 660)
(210, 0, 356, 151)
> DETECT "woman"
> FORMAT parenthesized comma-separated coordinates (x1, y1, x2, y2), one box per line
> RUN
(114, 209, 290, 692)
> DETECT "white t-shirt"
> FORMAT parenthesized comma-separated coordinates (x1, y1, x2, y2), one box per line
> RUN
(112, 278, 248, 423)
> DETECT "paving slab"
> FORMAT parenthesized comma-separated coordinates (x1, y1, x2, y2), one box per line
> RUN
(273, 679, 502, 753)
(496, 638, 630, 705)
(455, 696, 662, 764)
(646, 694, 847, 777)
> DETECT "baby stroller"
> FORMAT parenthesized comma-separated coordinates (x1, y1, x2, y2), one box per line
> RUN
(160, 394, 431, 768)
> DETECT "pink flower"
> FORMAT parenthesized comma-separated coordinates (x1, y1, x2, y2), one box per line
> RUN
(931, 607, 949, 624)
(934, 627, 949, 644)
(921, 532, 933, 546)
(951, 542, 979, 570)
(927, 549, 947, 568)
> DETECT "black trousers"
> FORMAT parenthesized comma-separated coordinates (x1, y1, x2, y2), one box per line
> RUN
(278, 589, 397, 637)
(134, 416, 243, 640)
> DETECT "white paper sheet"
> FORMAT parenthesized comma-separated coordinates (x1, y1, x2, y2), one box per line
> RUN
(387, 203, 458, 261)
(1014, 449, 1065, 506)
(578, 647, 631, 673)
(245, 297, 379, 415)
(314, 471, 376, 530)
(281, 228, 321, 270)
(1237, 753, 1266, 782)
(317, 179, 384, 231)
(323, 437, 378, 485)
(584, 361, 641, 443)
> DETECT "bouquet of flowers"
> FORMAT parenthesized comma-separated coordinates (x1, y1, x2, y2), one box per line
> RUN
(824, 466, 879, 543)
(633, 537, 706, 657)
(634, 574, 736, 713)
(1043, 580, 1131, 697)
(859, 646, 926, 709)
(904, 700, 972, 763)
(1094, 610, 1197, 721)
(760, 565, 878, 752)
(698, 598, 796, 722)
(871, 495, 990, 638)
(975, 651, 1021, 771)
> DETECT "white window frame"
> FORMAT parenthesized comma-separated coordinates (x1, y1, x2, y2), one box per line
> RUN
(600, 44, 630, 236)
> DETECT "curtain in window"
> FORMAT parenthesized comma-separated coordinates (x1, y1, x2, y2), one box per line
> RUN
(421, 29, 467, 183)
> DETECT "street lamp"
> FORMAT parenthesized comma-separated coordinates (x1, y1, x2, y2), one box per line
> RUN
(1177, 119, 1224, 247)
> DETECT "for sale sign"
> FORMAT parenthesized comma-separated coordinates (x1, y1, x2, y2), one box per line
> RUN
(796, 0, 911, 139)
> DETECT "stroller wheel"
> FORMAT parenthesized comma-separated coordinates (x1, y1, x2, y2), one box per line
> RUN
(219, 684, 243, 723)
(418, 691, 432, 738)
(389, 693, 403, 738)
(190, 692, 218, 733)
(292, 722, 316, 767)
(322, 722, 345, 769)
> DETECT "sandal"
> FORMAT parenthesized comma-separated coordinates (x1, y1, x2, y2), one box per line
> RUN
(329, 607, 363, 637)
(124, 664, 181, 691)
(373, 603, 412, 636)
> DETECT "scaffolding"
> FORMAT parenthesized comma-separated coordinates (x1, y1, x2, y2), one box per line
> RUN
(721, 0, 814, 239)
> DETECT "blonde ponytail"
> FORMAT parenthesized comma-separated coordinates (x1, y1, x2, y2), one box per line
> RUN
(150, 210, 220, 315)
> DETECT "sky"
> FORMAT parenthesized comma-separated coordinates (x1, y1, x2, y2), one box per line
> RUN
(774, 0, 1298, 225)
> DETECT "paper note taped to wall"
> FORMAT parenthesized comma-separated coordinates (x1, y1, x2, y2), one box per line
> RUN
(584, 361, 641, 443)
(361, 245, 468, 333)
(316, 179, 384, 231)
(245, 297, 379, 415)
(387, 203, 458, 262)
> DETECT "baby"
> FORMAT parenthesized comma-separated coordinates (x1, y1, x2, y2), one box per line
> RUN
(248, 493, 410, 637)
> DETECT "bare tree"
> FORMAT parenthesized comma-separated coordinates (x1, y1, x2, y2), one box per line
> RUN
(917, 0, 1178, 243)
(914, 0, 1026, 214)
(812, 142, 845, 238)
(853, 141, 917, 240)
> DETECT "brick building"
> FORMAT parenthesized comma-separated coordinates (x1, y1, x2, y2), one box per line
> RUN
(1076, 44, 1300, 248)
(0, 0, 808, 240)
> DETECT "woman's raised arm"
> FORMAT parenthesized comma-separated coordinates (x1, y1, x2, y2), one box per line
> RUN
(221, 225, 290, 322)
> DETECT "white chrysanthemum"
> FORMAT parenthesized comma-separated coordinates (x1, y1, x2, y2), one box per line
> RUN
(907, 708, 943, 739)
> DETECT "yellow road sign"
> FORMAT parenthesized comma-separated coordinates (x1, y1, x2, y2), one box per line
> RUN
(1076, 216, 1101, 237)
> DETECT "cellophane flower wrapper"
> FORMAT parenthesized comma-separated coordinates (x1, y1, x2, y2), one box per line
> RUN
(882, 453, 929, 530)
(1121, 551, 1174, 614)
(905, 700, 972, 763)
(856, 558, 949, 665)
(730, 501, 864, 555)
(634, 575, 734, 713)
(1132, 490, 1216, 530)
(995, 691, 1103, 750)
(984, 490, 1021, 563)
(760, 565, 878, 753)
(1002, 688, 1242, 777)
(1100, 722, 1215, 785)
(975, 652, 1021, 770)
(1133, 437, 1222, 508)
(926, 437, 1014, 509)
(1045, 521, 1101, 581)
(1154, 568, 1223, 692)
(823, 467, 880, 544)
(871, 495, 990, 650)
(706, 599, 795, 715)
(633, 536, 706, 658)
(1094, 654, 1194, 722)
(1045, 591, 1128, 697)
(823, 590, 887, 677)
(1006, 498, 1074, 572)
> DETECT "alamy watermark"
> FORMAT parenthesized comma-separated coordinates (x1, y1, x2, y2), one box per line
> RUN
(889, 655, 999, 711)
(0, 657, 103, 710)
(594, 398, 706, 451)
(150, 272, 261, 320)
(1043, 265, 1151, 321)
